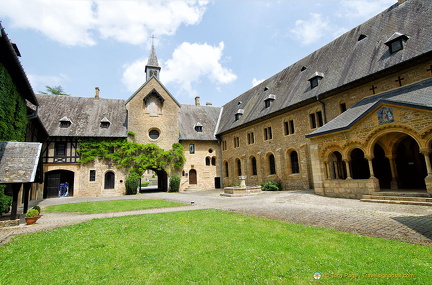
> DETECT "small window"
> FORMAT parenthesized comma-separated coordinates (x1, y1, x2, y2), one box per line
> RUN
(195, 123, 202, 133)
(149, 129, 160, 139)
(205, 157, 211, 166)
(269, 154, 276, 175)
(222, 140, 227, 151)
(234, 136, 240, 148)
(100, 117, 111, 128)
(247, 132, 255, 145)
(235, 109, 244, 121)
(211, 157, 216, 166)
(189, 144, 195, 154)
(340, 102, 347, 113)
(357, 34, 367, 41)
(385, 32, 409, 54)
(89, 170, 96, 181)
(310, 113, 316, 129)
(308, 72, 324, 89)
(251, 157, 257, 176)
(264, 127, 272, 140)
(59, 117, 72, 128)
(290, 151, 299, 174)
(264, 94, 276, 108)
(284, 120, 294, 135)
(55, 142, 66, 157)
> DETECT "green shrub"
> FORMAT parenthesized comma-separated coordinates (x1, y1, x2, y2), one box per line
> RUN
(168, 174, 180, 192)
(25, 209, 39, 217)
(0, 185, 12, 215)
(125, 173, 140, 195)
(261, 179, 282, 191)
(32, 206, 41, 215)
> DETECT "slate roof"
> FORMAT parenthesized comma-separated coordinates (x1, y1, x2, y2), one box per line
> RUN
(179, 104, 222, 140)
(306, 78, 432, 138)
(216, 0, 432, 135)
(36, 94, 128, 138)
(0, 142, 42, 183)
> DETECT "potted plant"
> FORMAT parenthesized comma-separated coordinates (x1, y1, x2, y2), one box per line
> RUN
(25, 208, 40, 225)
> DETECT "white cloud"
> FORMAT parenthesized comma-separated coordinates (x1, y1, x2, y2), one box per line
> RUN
(28, 73, 70, 93)
(0, 0, 208, 46)
(122, 41, 237, 97)
(252, 78, 265, 87)
(337, 0, 395, 19)
(290, 13, 332, 46)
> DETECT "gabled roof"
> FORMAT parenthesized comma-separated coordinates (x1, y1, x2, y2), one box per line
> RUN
(36, 94, 128, 138)
(179, 104, 222, 141)
(216, 0, 432, 135)
(125, 76, 181, 107)
(306, 78, 432, 138)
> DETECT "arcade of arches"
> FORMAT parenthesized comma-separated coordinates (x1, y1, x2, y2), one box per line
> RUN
(314, 130, 432, 199)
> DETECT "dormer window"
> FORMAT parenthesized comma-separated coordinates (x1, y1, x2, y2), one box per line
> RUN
(264, 94, 276, 108)
(357, 34, 367, 41)
(235, 109, 244, 121)
(385, 32, 409, 54)
(100, 117, 111, 128)
(194, 122, 203, 132)
(308, 72, 324, 89)
(59, 116, 72, 128)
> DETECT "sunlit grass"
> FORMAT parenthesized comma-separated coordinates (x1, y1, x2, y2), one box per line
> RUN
(43, 199, 186, 214)
(0, 209, 430, 284)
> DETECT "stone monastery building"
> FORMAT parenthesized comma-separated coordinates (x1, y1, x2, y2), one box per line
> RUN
(13, 0, 432, 201)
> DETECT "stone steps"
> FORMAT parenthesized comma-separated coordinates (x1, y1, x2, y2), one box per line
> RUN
(361, 192, 432, 206)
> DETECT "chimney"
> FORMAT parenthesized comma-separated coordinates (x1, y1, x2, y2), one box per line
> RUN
(206, 102, 212, 106)
(195, 96, 201, 106)
(95, 87, 100, 100)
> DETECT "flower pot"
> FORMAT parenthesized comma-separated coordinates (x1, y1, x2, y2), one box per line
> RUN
(25, 216, 39, 225)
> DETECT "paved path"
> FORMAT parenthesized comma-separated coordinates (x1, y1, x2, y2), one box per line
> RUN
(1, 190, 431, 246)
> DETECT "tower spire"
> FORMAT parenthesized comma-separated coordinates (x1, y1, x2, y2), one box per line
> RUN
(145, 35, 161, 81)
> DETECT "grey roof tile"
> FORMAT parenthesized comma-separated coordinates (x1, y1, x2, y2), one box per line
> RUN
(217, 0, 432, 135)
(179, 105, 222, 140)
(36, 94, 128, 138)
(0, 142, 42, 183)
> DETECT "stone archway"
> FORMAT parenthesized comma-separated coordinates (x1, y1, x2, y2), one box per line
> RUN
(44, 170, 74, 198)
(371, 133, 427, 190)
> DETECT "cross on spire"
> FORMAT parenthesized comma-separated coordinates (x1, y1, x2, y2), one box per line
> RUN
(150, 34, 156, 45)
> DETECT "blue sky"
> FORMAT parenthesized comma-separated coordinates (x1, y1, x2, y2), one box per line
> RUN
(0, 0, 395, 107)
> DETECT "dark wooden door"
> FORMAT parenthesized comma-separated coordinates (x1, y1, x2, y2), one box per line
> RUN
(45, 172, 61, 198)
(189, 169, 197, 184)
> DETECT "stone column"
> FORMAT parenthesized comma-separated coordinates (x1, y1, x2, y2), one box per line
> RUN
(387, 156, 399, 190)
(366, 155, 375, 178)
(344, 159, 352, 179)
(421, 149, 432, 194)
(324, 161, 330, 180)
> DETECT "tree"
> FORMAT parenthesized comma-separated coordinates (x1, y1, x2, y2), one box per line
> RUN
(39, 85, 69, 96)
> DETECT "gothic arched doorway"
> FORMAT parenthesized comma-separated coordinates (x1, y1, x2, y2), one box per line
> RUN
(189, 169, 197, 185)
(395, 136, 426, 189)
(44, 170, 74, 198)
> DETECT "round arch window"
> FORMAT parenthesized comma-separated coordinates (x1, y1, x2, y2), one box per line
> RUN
(149, 129, 160, 139)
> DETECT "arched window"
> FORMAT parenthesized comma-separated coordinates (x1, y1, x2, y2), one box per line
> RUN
(104, 171, 115, 189)
(269, 154, 276, 175)
(211, 157, 216, 166)
(290, 151, 299, 174)
(236, 159, 242, 176)
(224, 161, 229, 177)
(205, 157, 211, 166)
(251, 156, 257, 176)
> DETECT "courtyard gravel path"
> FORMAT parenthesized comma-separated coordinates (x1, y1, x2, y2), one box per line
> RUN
(1, 190, 431, 246)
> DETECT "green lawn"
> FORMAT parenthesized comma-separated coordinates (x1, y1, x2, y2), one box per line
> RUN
(43, 199, 186, 214)
(0, 209, 430, 284)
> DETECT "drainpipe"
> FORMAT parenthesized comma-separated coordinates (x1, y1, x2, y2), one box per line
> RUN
(316, 94, 327, 124)
(27, 105, 39, 120)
